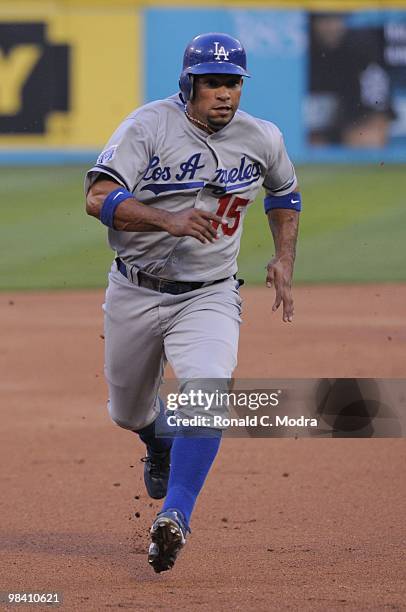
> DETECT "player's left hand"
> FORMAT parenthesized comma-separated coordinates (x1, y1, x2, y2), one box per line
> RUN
(266, 256, 294, 322)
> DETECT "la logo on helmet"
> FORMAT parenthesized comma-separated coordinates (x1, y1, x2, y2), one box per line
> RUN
(213, 42, 230, 61)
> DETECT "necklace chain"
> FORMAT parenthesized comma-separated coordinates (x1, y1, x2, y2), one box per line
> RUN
(184, 109, 215, 135)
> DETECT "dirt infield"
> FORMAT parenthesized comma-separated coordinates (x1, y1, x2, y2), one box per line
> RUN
(0, 284, 405, 611)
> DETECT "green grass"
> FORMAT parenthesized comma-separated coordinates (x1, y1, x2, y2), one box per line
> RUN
(239, 164, 406, 284)
(1, 167, 112, 290)
(1, 164, 405, 290)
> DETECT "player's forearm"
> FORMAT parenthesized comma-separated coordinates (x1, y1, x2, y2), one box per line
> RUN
(86, 180, 171, 232)
(113, 200, 171, 232)
(86, 179, 222, 243)
(267, 208, 300, 264)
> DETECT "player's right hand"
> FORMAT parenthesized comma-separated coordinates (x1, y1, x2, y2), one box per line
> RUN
(164, 209, 226, 244)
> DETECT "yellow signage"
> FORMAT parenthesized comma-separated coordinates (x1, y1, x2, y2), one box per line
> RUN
(0, 7, 141, 148)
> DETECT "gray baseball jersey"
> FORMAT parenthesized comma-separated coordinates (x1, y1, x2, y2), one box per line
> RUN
(85, 93, 297, 281)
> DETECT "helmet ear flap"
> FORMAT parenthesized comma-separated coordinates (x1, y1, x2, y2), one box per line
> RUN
(189, 75, 195, 101)
(179, 72, 194, 102)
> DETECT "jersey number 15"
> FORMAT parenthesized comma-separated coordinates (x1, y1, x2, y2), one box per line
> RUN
(211, 195, 250, 236)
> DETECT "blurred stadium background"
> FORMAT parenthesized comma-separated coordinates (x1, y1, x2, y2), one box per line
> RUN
(1, 0, 405, 290)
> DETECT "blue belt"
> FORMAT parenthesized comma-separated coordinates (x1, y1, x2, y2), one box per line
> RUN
(115, 257, 231, 295)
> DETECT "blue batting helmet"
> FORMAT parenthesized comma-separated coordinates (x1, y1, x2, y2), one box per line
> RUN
(179, 32, 250, 101)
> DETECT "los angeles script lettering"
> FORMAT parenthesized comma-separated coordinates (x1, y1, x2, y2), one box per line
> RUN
(142, 153, 261, 184)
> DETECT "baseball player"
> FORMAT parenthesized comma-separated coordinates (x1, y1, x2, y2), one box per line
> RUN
(85, 32, 301, 573)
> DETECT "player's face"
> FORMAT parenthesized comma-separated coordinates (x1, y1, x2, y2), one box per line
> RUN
(189, 74, 243, 131)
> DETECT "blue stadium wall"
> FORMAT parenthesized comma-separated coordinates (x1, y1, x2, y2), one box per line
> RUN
(145, 8, 406, 164)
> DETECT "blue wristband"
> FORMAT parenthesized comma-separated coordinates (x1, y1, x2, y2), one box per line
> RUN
(100, 187, 133, 228)
(264, 191, 302, 213)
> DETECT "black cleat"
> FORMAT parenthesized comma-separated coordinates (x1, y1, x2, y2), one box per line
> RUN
(148, 509, 189, 573)
(141, 447, 171, 499)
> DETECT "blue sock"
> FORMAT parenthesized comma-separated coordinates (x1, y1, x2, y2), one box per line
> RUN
(135, 398, 172, 453)
(162, 429, 222, 527)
